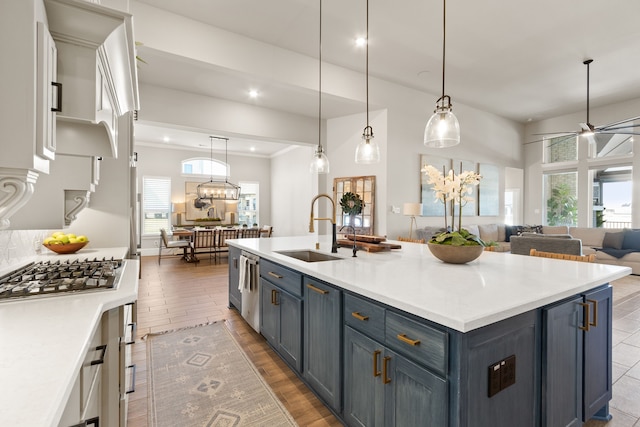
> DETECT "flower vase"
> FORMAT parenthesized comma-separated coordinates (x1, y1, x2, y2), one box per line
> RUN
(427, 242, 483, 264)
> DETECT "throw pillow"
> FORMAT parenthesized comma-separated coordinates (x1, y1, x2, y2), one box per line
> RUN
(505, 225, 514, 242)
(478, 224, 499, 242)
(602, 232, 625, 249)
(622, 230, 640, 250)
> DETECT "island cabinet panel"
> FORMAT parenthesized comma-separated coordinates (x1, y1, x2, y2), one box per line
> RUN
(228, 246, 241, 311)
(457, 310, 539, 427)
(542, 285, 612, 426)
(304, 276, 342, 413)
(259, 278, 302, 372)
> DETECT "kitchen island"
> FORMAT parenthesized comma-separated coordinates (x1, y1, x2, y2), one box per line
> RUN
(228, 235, 631, 427)
(0, 247, 138, 427)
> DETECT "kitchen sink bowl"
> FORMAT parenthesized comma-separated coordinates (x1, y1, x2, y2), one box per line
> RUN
(276, 250, 342, 263)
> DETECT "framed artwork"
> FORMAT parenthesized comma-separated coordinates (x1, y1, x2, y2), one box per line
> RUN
(185, 181, 228, 221)
(478, 163, 500, 216)
(420, 155, 451, 217)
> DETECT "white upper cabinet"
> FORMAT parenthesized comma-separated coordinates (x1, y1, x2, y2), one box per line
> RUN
(45, 0, 139, 159)
(0, 0, 58, 229)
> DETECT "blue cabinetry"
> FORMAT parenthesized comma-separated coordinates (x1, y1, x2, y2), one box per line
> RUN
(542, 285, 612, 426)
(259, 261, 303, 373)
(304, 276, 342, 412)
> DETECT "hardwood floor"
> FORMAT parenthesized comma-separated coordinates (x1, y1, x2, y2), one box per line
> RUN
(126, 255, 342, 427)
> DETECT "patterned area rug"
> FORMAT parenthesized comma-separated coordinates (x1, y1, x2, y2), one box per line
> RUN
(146, 321, 297, 427)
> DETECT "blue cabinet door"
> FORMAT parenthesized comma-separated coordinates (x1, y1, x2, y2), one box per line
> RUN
(583, 286, 612, 421)
(384, 348, 447, 427)
(344, 326, 384, 427)
(260, 278, 279, 347)
(542, 295, 583, 427)
(304, 277, 342, 412)
(228, 246, 241, 311)
(278, 289, 302, 372)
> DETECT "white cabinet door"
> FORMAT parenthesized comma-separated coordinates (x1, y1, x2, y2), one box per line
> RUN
(36, 21, 58, 160)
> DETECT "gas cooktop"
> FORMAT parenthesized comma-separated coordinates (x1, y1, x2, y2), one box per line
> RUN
(0, 258, 123, 301)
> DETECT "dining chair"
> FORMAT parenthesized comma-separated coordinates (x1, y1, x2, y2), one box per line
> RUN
(158, 228, 190, 264)
(397, 236, 425, 244)
(529, 248, 595, 263)
(260, 225, 273, 238)
(190, 229, 216, 265)
(215, 228, 239, 263)
(239, 228, 261, 238)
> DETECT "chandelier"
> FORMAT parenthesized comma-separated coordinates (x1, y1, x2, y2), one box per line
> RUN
(195, 136, 240, 205)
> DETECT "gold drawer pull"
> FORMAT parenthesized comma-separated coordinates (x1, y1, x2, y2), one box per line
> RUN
(271, 289, 279, 305)
(579, 302, 590, 331)
(373, 350, 381, 377)
(383, 356, 392, 384)
(268, 271, 283, 279)
(397, 333, 421, 346)
(587, 299, 598, 327)
(352, 311, 369, 321)
(307, 284, 329, 295)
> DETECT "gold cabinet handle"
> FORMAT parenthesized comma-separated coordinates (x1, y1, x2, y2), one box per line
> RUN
(307, 284, 329, 295)
(352, 311, 369, 321)
(397, 333, 421, 346)
(373, 350, 381, 377)
(268, 271, 283, 279)
(587, 299, 598, 327)
(271, 289, 279, 305)
(579, 302, 590, 331)
(383, 356, 391, 384)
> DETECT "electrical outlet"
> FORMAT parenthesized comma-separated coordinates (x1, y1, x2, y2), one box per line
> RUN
(488, 354, 516, 397)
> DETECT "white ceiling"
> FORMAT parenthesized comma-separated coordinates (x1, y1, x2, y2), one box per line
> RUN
(133, 0, 640, 153)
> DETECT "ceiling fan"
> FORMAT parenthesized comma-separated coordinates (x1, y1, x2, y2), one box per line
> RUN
(529, 59, 640, 144)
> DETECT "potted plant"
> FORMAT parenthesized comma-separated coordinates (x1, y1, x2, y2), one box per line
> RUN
(339, 192, 363, 227)
(422, 164, 486, 263)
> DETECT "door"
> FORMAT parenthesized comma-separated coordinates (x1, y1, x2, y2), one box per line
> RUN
(344, 326, 384, 427)
(260, 279, 279, 347)
(277, 290, 302, 373)
(542, 295, 583, 427)
(383, 349, 447, 427)
(583, 286, 613, 421)
(304, 277, 342, 412)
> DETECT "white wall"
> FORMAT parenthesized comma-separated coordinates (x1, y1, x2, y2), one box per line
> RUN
(135, 144, 271, 252)
(523, 97, 640, 225)
(270, 146, 316, 237)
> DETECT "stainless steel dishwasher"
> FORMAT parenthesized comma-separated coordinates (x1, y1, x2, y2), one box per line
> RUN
(239, 251, 260, 332)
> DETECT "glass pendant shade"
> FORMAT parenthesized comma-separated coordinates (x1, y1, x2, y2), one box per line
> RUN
(355, 126, 380, 164)
(424, 107, 460, 148)
(310, 145, 330, 174)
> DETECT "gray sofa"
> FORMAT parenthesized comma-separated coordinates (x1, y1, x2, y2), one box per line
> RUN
(510, 233, 581, 256)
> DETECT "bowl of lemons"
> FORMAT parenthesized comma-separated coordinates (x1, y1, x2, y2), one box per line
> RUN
(42, 232, 89, 254)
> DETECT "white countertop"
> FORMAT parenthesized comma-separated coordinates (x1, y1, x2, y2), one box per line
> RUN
(229, 236, 631, 333)
(0, 247, 138, 427)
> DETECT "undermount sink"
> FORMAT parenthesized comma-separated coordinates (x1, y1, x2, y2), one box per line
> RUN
(276, 250, 342, 263)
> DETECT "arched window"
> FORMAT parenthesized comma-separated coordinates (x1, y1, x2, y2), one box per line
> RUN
(181, 158, 229, 177)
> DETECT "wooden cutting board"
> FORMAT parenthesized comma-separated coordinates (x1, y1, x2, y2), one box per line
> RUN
(340, 234, 386, 243)
(337, 239, 401, 252)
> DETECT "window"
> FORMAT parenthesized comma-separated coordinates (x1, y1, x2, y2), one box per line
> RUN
(238, 182, 259, 226)
(544, 135, 577, 164)
(589, 134, 633, 159)
(181, 158, 228, 177)
(590, 165, 632, 228)
(143, 176, 171, 235)
(544, 172, 577, 226)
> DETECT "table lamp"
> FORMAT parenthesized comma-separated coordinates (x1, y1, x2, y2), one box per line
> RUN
(403, 203, 422, 239)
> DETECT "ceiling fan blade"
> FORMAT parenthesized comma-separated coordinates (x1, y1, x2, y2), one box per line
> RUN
(596, 115, 640, 130)
(532, 131, 576, 136)
(597, 131, 640, 136)
(597, 123, 640, 132)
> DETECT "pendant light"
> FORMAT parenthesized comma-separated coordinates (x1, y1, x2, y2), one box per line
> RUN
(195, 136, 240, 205)
(355, 0, 380, 164)
(424, 0, 460, 148)
(310, 0, 330, 174)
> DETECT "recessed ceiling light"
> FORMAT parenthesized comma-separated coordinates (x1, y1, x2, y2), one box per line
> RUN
(163, 136, 170, 142)
(355, 37, 366, 47)
(249, 90, 258, 98)
(250, 147, 256, 152)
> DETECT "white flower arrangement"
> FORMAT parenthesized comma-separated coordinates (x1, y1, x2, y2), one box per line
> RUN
(422, 163, 484, 246)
